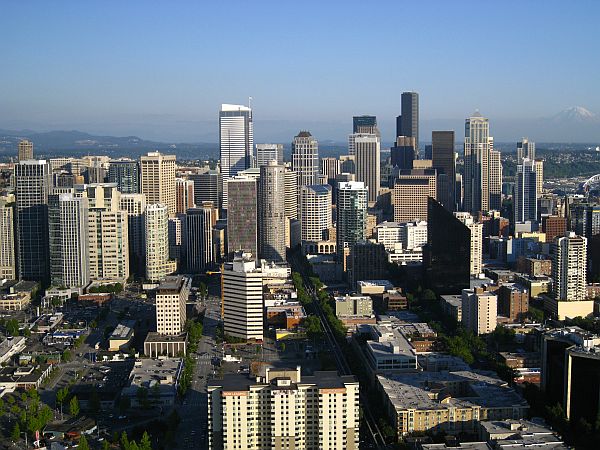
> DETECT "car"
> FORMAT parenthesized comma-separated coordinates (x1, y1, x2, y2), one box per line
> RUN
(118, 415, 127, 419)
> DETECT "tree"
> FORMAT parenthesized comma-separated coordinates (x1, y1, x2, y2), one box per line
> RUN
(10, 422, 20, 442)
(79, 434, 90, 450)
(56, 387, 69, 415)
(6, 318, 19, 336)
(102, 440, 111, 450)
(198, 282, 208, 301)
(139, 431, 152, 450)
(120, 431, 130, 450)
(62, 350, 73, 362)
(420, 289, 437, 302)
(69, 396, 80, 417)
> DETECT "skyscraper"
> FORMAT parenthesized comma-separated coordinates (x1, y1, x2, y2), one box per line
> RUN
(0, 200, 16, 280)
(108, 159, 140, 194)
(145, 203, 170, 282)
(463, 111, 495, 214)
(184, 203, 216, 272)
(155, 276, 189, 336)
(300, 184, 332, 243)
(175, 178, 195, 214)
(489, 148, 502, 211)
(140, 151, 177, 217)
(220, 104, 253, 210)
(454, 212, 483, 277)
(320, 157, 341, 186)
(18, 139, 33, 161)
(190, 170, 221, 210)
(48, 194, 89, 289)
(353, 134, 380, 204)
(390, 136, 416, 170)
(291, 131, 319, 189)
(431, 131, 456, 211)
(551, 232, 587, 302)
(517, 138, 535, 164)
(120, 193, 147, 275)
(336, 181, 368, 260)
(258, 161, 286, 262)
(393, 169, 437, 223)
(227, 176, 257, 258)
(353, 115, 379, 135)
(514, 158, 538, 223)
(15, 160, 52, 284)
(255, 144, 284, 166)
(396, 92, 419, 149)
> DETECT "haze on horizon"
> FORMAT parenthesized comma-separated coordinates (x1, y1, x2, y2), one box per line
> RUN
(1, 1, 599, 143)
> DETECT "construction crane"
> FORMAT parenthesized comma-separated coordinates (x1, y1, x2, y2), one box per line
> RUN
(205, 264, 225, 319)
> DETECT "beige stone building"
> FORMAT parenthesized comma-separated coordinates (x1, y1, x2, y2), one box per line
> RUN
(140, 152, 176, 217)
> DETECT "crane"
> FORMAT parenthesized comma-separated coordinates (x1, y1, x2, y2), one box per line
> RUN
(205, 264, 225, 319)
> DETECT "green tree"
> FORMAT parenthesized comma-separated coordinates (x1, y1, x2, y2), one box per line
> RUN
(420, 289, 437, 302)
(62, 350, 73, 362)
(120, 431, 130, 450)
(139, 431, 152, 450)
(6, 318, 19, 336)
(198, 282, 208, 301)
(10, 422, 20, 442)
(79, 434, 90, 450)
(56, 387, 69, 415)
(69, 396, 80, 417)
(102, 440, 111, 450)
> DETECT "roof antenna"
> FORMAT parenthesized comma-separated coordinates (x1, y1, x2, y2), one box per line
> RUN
(248, 96, 253, 109)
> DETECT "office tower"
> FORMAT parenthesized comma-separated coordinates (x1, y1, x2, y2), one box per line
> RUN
(184, 202, 216, 272)
(291, 131, 319, 189)
(336, 182, 368, 259)
(320, 157, 340, 185)
(168, 216, 183, 261)
(426, 198, 471, 294)
(542, 215, 567, 242)
(48, 194, 89, 289)
(120, 193, 147, 275)
(0, 200, 16, 280)
(396, 92, 419, 148)
(497, 284, 529, 321)
(258, 161, 286, 262)
(570, 203, 600, 238)
(108, 159, 140, 194)
(300, 185, 332, 244)
(54, 172, 77, 189)
(431, 131, 456, 211)
(461, 287, 497, 335)
(390, 136, 416, 170)
(87, 184, 130, 282)
(284, 169, 298, 220)
(140, 151, 176, 217)
(220, 104, 253, 210)
(463, 112, 494, 214)
(351, 241, 387, 286)
(227, 176, 257, 258)
(176, 178, 195, 214)
(17, 139, 33, 161)
(517, 138, 535, 163)
(424, 144, 433, 160)
(393, 169, 437, 223)
(353, 115, 378, 134)
(255, 144, 283, 166)
(489, 149, 502, 210)
(222, 253, 264, 340)
(145, 203, 170, 282)
(534, 159, 544, 196)
(339, 155, 356, 175)
(551, 232, 587, 301)
(208, 367, 360, 450)
(155, 276, 190, 335)
(454, 212, 483, 276)
(353, 134, 380, 204)
(15, 160, 52, 284)
(514, 159, 538, 223)
(190, 169, 221, 210)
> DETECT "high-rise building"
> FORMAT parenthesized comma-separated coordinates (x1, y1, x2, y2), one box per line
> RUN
(184, 202, 216, 272)
(18, 140, 34, 161)
(15, 160, 52, 284)
(351, 241, 388, 286)
(168, 216, 183, 261)
(497, 284, 529, 321)
(551, 232, 587, 302)
(396, 92, 419, 149)
(87, 184, 130, 282)
(336, 182, 368, 260)
(140, 152, 177, 217)
(393, 169, 437, 223)
(320, 157, 341, 186)
(175, 178, 195, 214)
(431, 131, 456, 211)
(517, 138, 535, 164)
(120, 193, 147, 275)
(258, 161, 286, 262)
(390, 136, 416, 170)
(155, 276, 190, 335)
(222, 253, 264, 341)
(255, 144, 283, 166)
(489, 149, 502, 211)
(514, 158, 538, 223)
(145, 203, 170, 282)
(190, 170, 221, 211)
(461, 287, 497, 335)
(108, 159, 140, 194)
(353, 115, 378, 135)
(207, 367, 360, 450)
(454, 212, 483, 276)
(48, 194, 89, 289)
(0, 200, 16, 280)
(542, 215, 567, 242)
(463, 112, 495, 214)
(292, 131, 319, 189)
(353, 134, 380, 204)
(284, 168, 298, 220)
(300, 185, 332, 243)
(570, 203, 600, 238)
(227, 176, 257, 258)
(220, 104, 253, 210)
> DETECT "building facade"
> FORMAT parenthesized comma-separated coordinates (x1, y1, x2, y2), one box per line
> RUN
(227, 176, 258, 258)
(140, 152, 177, 217)
(291, 131, 319, 189)
(145, 203, 170, 282)
(258, 162, 286, 262)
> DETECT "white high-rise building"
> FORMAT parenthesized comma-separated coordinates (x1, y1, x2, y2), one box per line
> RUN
(454, 212, 483, 276)
(353, 133, 380, 204)
(300, 185, 332, 243)
(140, 152, 177, 217)
(49, 194, 89, 289)
(514, 158, 538, 223)
(462, 287, 497, 335)
(292, 131, 319, 189)
(155, 276, 190, 336)
(255, 143, 283, 166)
(551, 232, 587, 302)
(517, 138, 535, 163)
(220, 104, 253, 210)
(145, 203, 170, 282)
(0, 200, 16, 280)
(208, 366, 360, 450)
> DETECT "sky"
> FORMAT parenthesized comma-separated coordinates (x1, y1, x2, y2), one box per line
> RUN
(1, 1, 600, 143)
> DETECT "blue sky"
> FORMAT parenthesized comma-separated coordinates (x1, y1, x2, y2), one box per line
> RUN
(1, 1, 599, 142)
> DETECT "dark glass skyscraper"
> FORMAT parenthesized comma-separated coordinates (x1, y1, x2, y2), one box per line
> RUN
(396, 92, 419, 148)
(108, 159, 140, 194)
(390, 136, 416, 170)
(352, 115, 378, 134)
(432, 131, 456, 211)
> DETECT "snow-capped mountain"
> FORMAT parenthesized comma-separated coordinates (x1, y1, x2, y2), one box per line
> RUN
(551, 106, 599, 123)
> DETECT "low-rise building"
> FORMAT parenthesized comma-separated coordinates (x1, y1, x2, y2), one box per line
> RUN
(0, 291, 31, 311)
(441, 295, 462, 322)
(0, 364, 53, 390)
(497, 284, 529, 322)
(384, 289, 408, 311)
(335, 295, 373, 317)
(0, 336, 27, 364)
(478, 419, 567, 449)
(108, 320, 136, 352)
(266, 303, 306, 330)
(122, 358, 182, 407)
